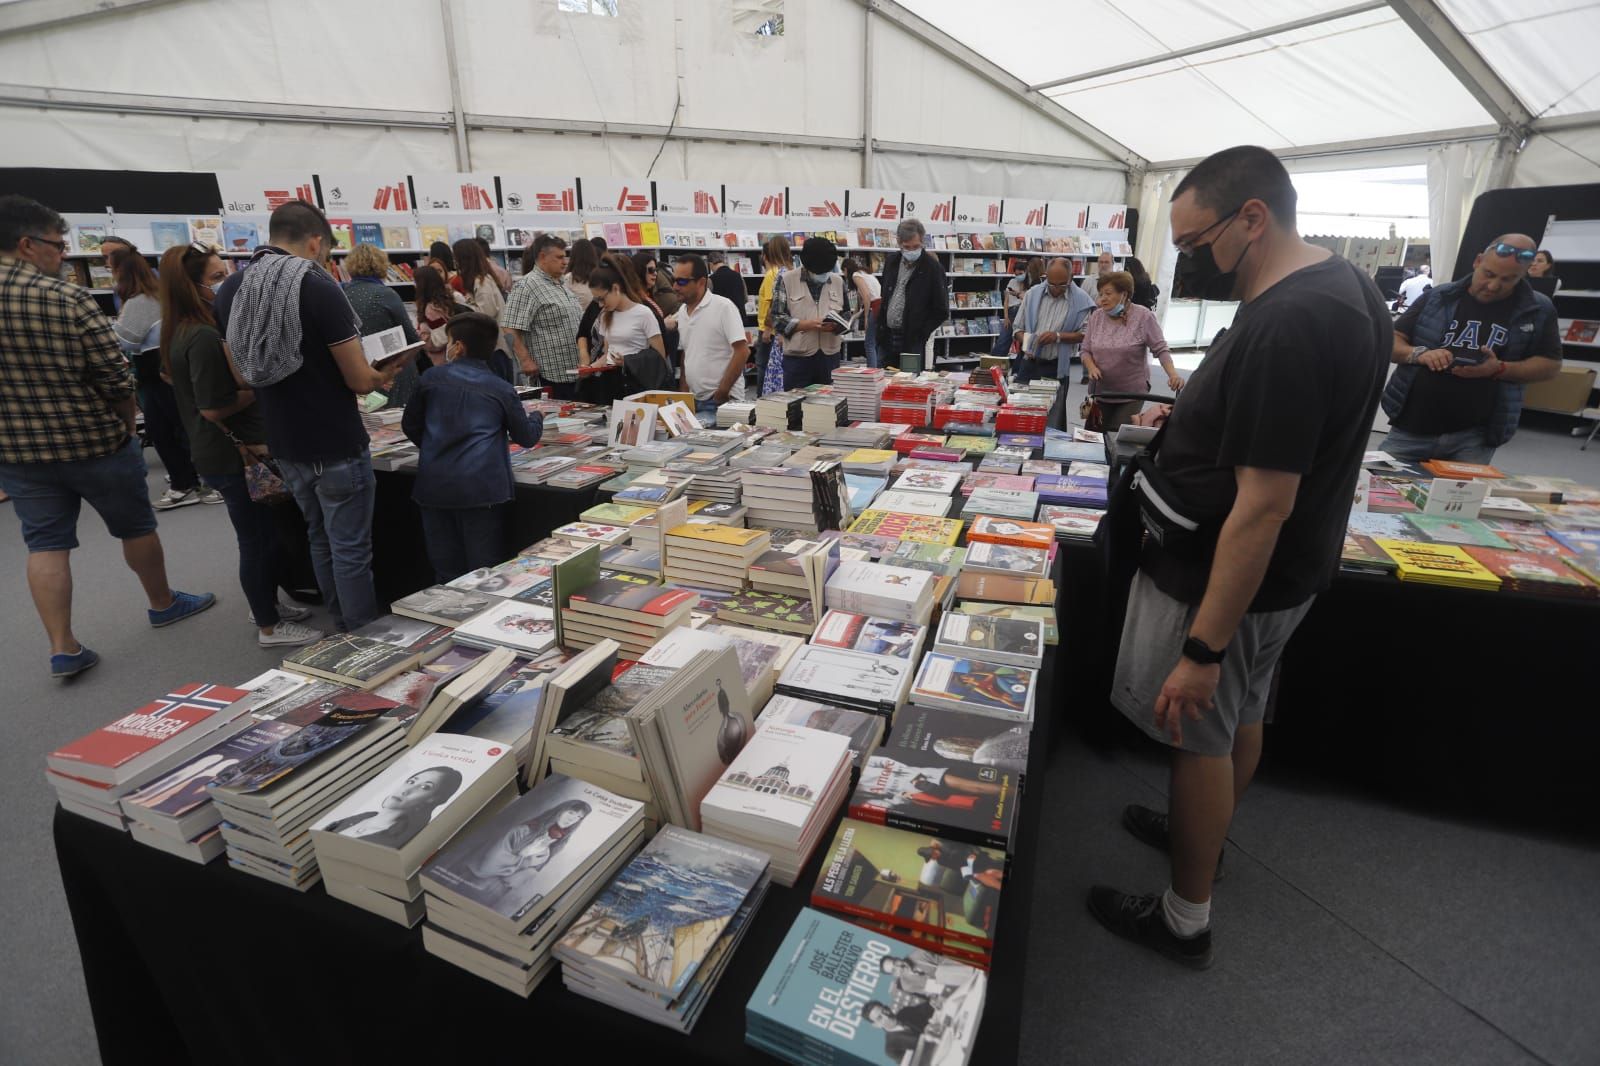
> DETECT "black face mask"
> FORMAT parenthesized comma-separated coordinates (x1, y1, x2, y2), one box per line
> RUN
(1176, 216, 1250, 300)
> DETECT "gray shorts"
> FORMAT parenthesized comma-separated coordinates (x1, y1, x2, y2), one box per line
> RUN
(1111, 571, 1313, 757)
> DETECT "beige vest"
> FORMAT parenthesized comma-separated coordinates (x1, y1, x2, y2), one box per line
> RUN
(781, 271, 846, 357)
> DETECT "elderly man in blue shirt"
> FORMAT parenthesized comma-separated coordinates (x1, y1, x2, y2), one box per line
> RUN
(1015, 257, 1096, 428)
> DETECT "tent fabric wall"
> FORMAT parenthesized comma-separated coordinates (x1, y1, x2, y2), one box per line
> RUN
(871, 152, 1126, 205)
(1510, 127, 1600, 189)
(1427, 139, 1496, 284)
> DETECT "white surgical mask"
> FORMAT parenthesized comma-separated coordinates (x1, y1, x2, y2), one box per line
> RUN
(901, 248, 923, 263)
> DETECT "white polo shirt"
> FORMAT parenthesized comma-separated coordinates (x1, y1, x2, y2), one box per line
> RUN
(678, 290, 749, 403)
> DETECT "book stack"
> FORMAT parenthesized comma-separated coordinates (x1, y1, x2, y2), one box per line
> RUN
(701, 721, 852, 885)
(48, 682, 254, 832)
(812, 609, 929, 662)
(716, 589, 819, 636)
(820, 425, 893, 450)
(963, 488, 1040, 520)
(682, 462, 743, 506)
(562, 579, 699, 658)
(730, 442, 795, 469)
(825, 560, 937, 624)
(451, 601, 559, 658)
(777, 643, 914, 719)
(641, 625, 793, 719)
(1374, 539, 1502, 590)
(282, 632, 435, 691)
(757, 390, 805, 430)
(512, 454, 578, 485)
(391, 584, 499, 627)
(879, 381, 936, 426)
(208, 691, 418, 890)
(848, 510, 964, 546)
(1038, 504, 1104, 542)
(449, 564, 548, 598)
(831, 365, 888, 420)
(966, 514, 1055, 551)
(802, 393, 850, 433)
(852, 704, 1026, 850)
(748, 537, 832, 597)
(909, 653, 1038, 726)
(553, 521, 633, 547)
(1341, 531, 1401, 574)
(846, 473, 887, 513)
(717, 400, 756, 427)
(1465, 547, 1598, 597)
(842, 448, 898, 478)
(747, 908, 988, 1065)
(963, 540, 1050, 580)
(310, 734, 518, 926)
(555, 826, 772, 1032)
(420, 773, 647, 996)
(811, 818, 1005, 968)
(934, 611, 1045, 669)
(546, 661, 674, 822)
(741, 465, 822, 534)
(443, 655, 570, 771)
(664, 523, 772, 592)
(756, 696, 885, 771)
(894, 468, 964, 496)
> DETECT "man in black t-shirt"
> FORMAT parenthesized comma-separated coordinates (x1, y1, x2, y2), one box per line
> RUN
(1088, 147, 1390, 970)
(213, 201, 401, 631)
(1380, 235, 1561, 464)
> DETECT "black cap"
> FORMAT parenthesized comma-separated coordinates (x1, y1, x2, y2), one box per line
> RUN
(800, 236, 837, 273)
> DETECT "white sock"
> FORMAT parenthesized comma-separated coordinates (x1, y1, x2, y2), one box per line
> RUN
(1161, 887, 1210, 938)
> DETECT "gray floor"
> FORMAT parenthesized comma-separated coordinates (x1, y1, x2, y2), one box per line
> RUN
(2, 407, 1598, 1066)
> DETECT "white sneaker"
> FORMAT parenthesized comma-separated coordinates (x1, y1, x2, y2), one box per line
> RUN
(257, 620, 324, 648)
(249, 601, 313, 625)
(198, 487, 226, 505)
(154, 488, 201, 510)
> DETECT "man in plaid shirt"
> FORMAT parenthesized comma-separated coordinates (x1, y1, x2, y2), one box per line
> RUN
(0, 196, 214, 679)
(501, 234, 582, 399)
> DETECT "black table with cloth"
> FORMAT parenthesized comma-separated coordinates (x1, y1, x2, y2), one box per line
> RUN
(1057, 539, 1600, 817)
(54, 584, 1060, 1066)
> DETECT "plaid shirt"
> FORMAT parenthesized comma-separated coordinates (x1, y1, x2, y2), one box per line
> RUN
(501, 267, 582, 383)
(0, 256, 134, 463)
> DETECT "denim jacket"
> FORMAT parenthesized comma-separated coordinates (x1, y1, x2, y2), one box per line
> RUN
(1018, 282, 1096, 379)
(401, 358, 541, 509)
(1382, 275, 1557, 447)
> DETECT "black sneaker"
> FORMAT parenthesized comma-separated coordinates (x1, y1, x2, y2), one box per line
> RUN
(1087, 886, 1214, 970)
(1122, 804, 1226, 881)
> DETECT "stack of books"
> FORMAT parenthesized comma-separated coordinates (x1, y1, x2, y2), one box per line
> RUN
(561, 578, 699, 658)
(848, 510, 964, 546)
(391, 584, 499, 627)
(208, 690, 418, 890)
(1465, 547, 1598, 597)
(48, 682, 254, 831)
(909, 653, 1038, 726)
(963, 487, 1040, 520)
(555, 826, 772, 1032)
(870, 488, 958, 518)
(842, 448, 898, 478)
(894, 468, 964, 495)
(716, 589, 819, 636)
(812, 609, 929, 661)
(820, 424, 893, 450)
(451, 601, 559, 658)
(552, 521, 633, 547)
(681, 461, 742, 506)
(702, 721, 852, 885)
(664, 523, 771, 592)
(747, 908, 988, 1064)
(741, 465, 821, 533)
(282, 632, 435, 691)
(933, 611, 1046, 669)
(825, 559, 936, 624)
(717, 400, 756, 426)
(811, 819, 1004, 968)
(851, 705, 1026, 851)
(546, 662, 674, 824)
(448, 564, 548, 599)
(1037, 504, 1103, 542)
(801, 393, 849, 433)
(310, 734, 517, 926)
(963, 540, 1050, 580)
(966, 514, 1055, 551)
(748, 537, 833, 597)
(830, 365, 888, 419)
(777, 643, 914, 719)
(419, 773, 646, 996)
(1374, 539, 1502, 590)
(756, 696, 885, 771)
(756, 391, 805, 430)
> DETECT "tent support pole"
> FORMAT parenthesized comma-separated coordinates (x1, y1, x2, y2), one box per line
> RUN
(861, 3, 875, 186)
(439, 0, 471, 171)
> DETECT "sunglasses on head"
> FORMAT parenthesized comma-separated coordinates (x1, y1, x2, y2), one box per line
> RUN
(1487, 242, 1536, 263)
(187, 240, 215, 256)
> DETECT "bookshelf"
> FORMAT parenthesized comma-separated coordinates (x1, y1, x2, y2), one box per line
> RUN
(1529, 215, 1600, 418)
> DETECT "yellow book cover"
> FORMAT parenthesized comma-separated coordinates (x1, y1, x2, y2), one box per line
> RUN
(843, 449, 898, 465)
(1373, 539, 1501, 587)
(665, 524, 770, 548)
(848, 510, 964, 546)
(638, 221, 662, 246)
(420, 225, 449, 248)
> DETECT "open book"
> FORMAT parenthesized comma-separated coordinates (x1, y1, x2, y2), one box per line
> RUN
(823, 309, 859, 333)
(361, 326, 425, 368)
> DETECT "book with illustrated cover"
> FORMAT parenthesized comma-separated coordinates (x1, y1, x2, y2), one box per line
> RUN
(893, 469, 963, 495)
(933, 612, 1045, 668)
(283, 634, 419, 689)
(882, 543, 967, 576)
(548, 662, 677, 778)
(1549, 530, 1600, 556)
(188, 216, 224, 249)
(962, 541, 1050, 579)
(221, 221, 260, 254)
(777, 644, 912, 716)
(447, 566, 547, 598)
(1034, 475, 1107, 509)
(951, 601, 1057, 645)
(1403, 515, 1510, 548)
(421, 772, 645, 934)
(49, 682, 251, 786)
(120, 718, 299, 832)
(451, 601, 558, 656)
(382, 225, 414, 250)
(811, 610, 927, 661)
(556, 825, 770, 998)
(352, 222, 384, 248)
(1340, 531, 1399, 573)
(702, 721, 850, 837)
(965, 515, 1054, 550)
(149, 220, 189, 250)
(746, 907, 988, 1065)
(206, 690, 408, 796)
(1422, 460, 1504, 480)
(581, 502, 655, 527)
(392, 585, 498, 626)
(568, 579, 699, 620)
(716, 591, 818, 636)
(756, 697, 885, 770)
(848, 510, 963, 546)
(1347, 511, 1417, 540)
(868, 489, 958, 518)
(1463, 547, 1598, 597)
(825, 560, 934, 623)
(954, 571, 1053, 606)
(851, 704, 1025, 849)
(553, 522, 632, 547)
(1373, 539, 1501, 590)
(910, 653, 1036, 723)
(811, 819, 1004, 947)
(328, 219, 354, 250)
(1038, 504, 1102, 539)
(446, 656, 570, 752)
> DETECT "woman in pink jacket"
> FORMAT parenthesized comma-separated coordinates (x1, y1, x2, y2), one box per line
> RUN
(1080, 271, 1184, 433)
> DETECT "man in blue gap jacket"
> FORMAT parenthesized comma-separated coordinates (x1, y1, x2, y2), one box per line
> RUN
(1381, 234, 1562, 465)
(403, 312, 542, 583)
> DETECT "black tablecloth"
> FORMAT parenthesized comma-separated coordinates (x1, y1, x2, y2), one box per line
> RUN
(370, 471, 601, 605)
(55, 647, 1057, 1066)
(1057, 540, 1600, 815)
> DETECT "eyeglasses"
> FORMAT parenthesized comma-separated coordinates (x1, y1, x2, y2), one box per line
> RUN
(1173, 207, 1241, 255)
(671, 276, 697, 287)
(1487, 242, 1536, 263)
(27, 235, 68, 252)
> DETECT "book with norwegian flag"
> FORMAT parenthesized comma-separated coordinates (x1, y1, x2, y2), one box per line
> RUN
(47, 682, 253, 787)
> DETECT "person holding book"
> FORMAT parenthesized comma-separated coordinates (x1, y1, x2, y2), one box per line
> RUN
(159, 242, 322, 649)
(502, 234, 583, 398)
(1380, 234, 1562, 464)
(587, 263, 673, 392)
(344, 243, 423, 405)
(0, 195, 216, 678)
(672, 253, 750, 418)
(876, 219, 949, 369)
(401, 312, 541, 583)
(771, 235, 848, 390)
(997, 258, 1044, 361)
(1090, 146, 1390, 972)
(1080, 270, 1184, 434)
(755, 234, 791, 395)
(213, 199, 402, 632)
(1013, 259, 1095, 419)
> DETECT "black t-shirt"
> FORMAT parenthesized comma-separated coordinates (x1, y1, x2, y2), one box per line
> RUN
(1143, 255, 1391, 612)
(711, 266, 746, 311)
(1391, 290, 1561, 435)
(166, 323, 267, 478)
(213, 248, 365, 464)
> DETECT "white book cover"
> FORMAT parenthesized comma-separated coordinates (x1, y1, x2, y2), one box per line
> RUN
(963, 541, 1050, 578)
(702, 722, 849, 834)
(892, 469, 963, 496)
(448, 566, 546, 598)
(312, 734, 510, 849)
(825, 560, 933, 614)
(869, 489, 957, 518)
(452, 602, 557, 656)
(777, 645, 911, 709)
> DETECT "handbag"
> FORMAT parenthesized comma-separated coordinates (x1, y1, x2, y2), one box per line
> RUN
(1079, 394, 1104, 432)
(221, 426, 292, 505)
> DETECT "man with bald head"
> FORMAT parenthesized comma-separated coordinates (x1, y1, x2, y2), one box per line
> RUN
(1381, 234, 1562, 463)
(1014, 256, 1094, 424)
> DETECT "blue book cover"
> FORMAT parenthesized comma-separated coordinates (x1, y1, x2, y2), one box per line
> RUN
(845, 475, 886, 512)
(1035, 475, 1106, 508)
(353, 223, 385, 248)
(150, 220, 190, 251)
(221, 221, 259, 254)
(1041, 439, 1104, 463)
(746, 907, 987, 1066)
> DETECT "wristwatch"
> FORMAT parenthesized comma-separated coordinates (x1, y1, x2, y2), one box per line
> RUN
(1406, 345, 1426, 365)
(1182, 636, 1226, 665)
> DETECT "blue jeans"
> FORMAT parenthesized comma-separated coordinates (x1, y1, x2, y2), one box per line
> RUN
(783, 352, 837, 391)
(991, 318, 1014, 359)
(541, 377, 579, 401)
(863, 311, 879, 368)
(1379, 426, 1496, 465)
(418, 504, 506, 585)
(134, 351, 198, 492)
(201, 471, 282, 627)
(277, 452, 378, 629)
(0, 436, 157, 552)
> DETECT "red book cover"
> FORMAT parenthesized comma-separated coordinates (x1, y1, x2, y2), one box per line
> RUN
(569, 578, 698, 617)
(624, 222, 643, 247)
(49, 682, 249, 777)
